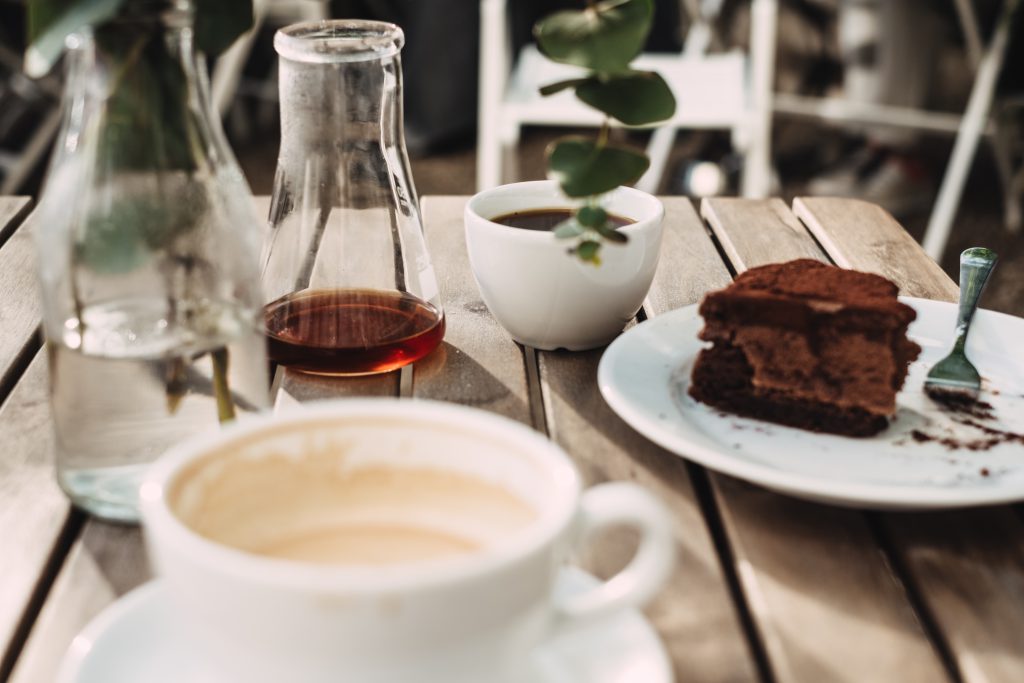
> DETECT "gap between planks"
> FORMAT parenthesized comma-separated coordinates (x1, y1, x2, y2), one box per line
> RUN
(793, 197, 1024, 683)
(698, 197, 954, 683)
(532, 197, 766, 681)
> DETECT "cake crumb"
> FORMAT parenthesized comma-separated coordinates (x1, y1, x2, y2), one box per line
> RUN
(926, 391, 995, 420)
(911, 430, 933, 443)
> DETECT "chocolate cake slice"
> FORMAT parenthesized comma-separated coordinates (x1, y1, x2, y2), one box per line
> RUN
(689, 259, 921, 437)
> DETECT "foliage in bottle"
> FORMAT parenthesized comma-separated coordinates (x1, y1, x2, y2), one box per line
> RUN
(26, 0, 256, 423)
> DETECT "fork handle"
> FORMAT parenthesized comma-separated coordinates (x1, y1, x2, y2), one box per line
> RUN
(954, 247, 998, 353)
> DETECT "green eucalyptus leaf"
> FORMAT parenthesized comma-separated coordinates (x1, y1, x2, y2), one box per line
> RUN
(539, 77, 590, 97)
(78, 198, 156, 274)
(25, 0, 253, 77)
(576, 205, 608, 228)
(92, 27, 196, 172)
(576, 71, 676, 125)
(575, 240, 602, 264)
(553, 220, 585, 239)
(194, 0, 253, 58)
(77, 187, 204, 273)
(25, 0, 125, 77)
(534, 0, 654, 73)
(547, 137, 649, 197)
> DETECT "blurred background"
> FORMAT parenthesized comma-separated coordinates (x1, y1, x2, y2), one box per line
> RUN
(1, 0, 1022, 315)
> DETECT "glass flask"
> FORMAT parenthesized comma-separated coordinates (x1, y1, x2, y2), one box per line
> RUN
(32, 2, 269, 522)
(262, 20, 445, 376)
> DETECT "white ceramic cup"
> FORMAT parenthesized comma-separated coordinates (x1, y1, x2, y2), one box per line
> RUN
(465, 180, 664, 350)
(140, 399, 675, 683)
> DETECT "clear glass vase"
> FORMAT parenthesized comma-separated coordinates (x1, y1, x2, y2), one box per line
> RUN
(261, 20, 444, 376)
(32, 2, 269, 522)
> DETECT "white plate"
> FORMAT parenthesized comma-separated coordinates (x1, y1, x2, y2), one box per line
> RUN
(599, 297, 1024, 510)
(57, 567, 673, 683)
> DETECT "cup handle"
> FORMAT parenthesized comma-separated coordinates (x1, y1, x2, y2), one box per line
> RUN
(553, 482, 676, 627)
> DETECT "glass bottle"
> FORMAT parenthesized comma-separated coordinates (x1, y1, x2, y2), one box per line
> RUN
(262, 20, 445, 376)
(32, 2, 269, 522)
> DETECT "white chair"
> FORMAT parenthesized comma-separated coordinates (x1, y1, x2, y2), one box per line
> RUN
(476, 0, 779, 197)
(921, 0, 1020, 260)
(771, 0, 1022, 261)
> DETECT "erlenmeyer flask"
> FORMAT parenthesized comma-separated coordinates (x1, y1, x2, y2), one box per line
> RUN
(262, 20, 445, 376)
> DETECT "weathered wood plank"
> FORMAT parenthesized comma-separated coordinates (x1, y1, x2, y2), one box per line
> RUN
(8, 194, 406, 676)
(644, 199, 732, 314)
(701, 198, 824, 271)
(539, 198, 759, 681)
(414, 197, 531, 425)
(0, 197, 31, 245)
(883, 511, 1024, 683)
(12, 195, 1002, 683)
(798, 196, 1024, 683)
(712, 478, 946, 683)
(4, 195, 272, 675)
(9, 524, 146, 683)
(6, 196, 530, 677)
(276, 368, 400, 404)
(0, 353, 71, 676)
(0, 206, 41, 393)
(792, 197, 959, 302)
(689, 198, 948, 682)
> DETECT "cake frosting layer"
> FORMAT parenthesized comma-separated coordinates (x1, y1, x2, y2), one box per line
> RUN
(689, 259, 921, 436)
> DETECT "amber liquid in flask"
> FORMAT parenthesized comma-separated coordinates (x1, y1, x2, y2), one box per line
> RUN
(265, 288, 445, 375)
(262, 21, 445, 376)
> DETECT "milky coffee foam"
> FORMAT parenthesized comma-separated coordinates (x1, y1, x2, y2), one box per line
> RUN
(170, 441, 537, 566)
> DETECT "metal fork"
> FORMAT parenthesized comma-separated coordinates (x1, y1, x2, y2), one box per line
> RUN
(924, 247, 999, 402)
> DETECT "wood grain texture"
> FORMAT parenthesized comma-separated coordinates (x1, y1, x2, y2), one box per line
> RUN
(0, 208, 41, 393)
(0, 353, 71, 672)
(5, 196, 532, 679)
(714, 478, 946, 683)
(9, 524, 146, 683)
(883, 511, 1024, 683)
(701, 198, 825, 271)
(0, 197, 31, 245)
(795, 198, 1024, 682)
(3, 195, 266, 673)
(6, 196, 266, 675)
(691, 197, 948, 682)
(792, 197, 959, 302)
(414, 197, 531, 425)
(275, 367, 400, 404)
(10, 195, 1018, 683)
(539, 199, 759, 681)
(643, 199, 733, 316)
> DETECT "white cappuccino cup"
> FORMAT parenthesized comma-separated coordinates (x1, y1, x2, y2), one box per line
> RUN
(139, 399, 675, 682)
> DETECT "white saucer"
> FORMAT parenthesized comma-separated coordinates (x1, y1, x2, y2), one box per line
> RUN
(599, 297, 1024, 510)
(57, 567, 673, 683)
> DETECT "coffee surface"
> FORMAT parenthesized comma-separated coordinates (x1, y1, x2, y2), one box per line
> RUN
(257, 523, 480, 565)
(491, 208, 633, 232)
(172, 456, 537, 566)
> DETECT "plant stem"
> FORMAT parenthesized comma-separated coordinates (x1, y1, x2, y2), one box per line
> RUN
(211, 347, 236, 423)
(597, 118, 611, 148)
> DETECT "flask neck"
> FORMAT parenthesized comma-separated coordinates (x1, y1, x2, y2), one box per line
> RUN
(274, 20, 408, 157)
(277, 53, 405, 153)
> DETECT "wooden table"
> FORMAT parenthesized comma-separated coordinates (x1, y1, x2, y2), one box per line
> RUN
(2, 195, 1022, 683)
